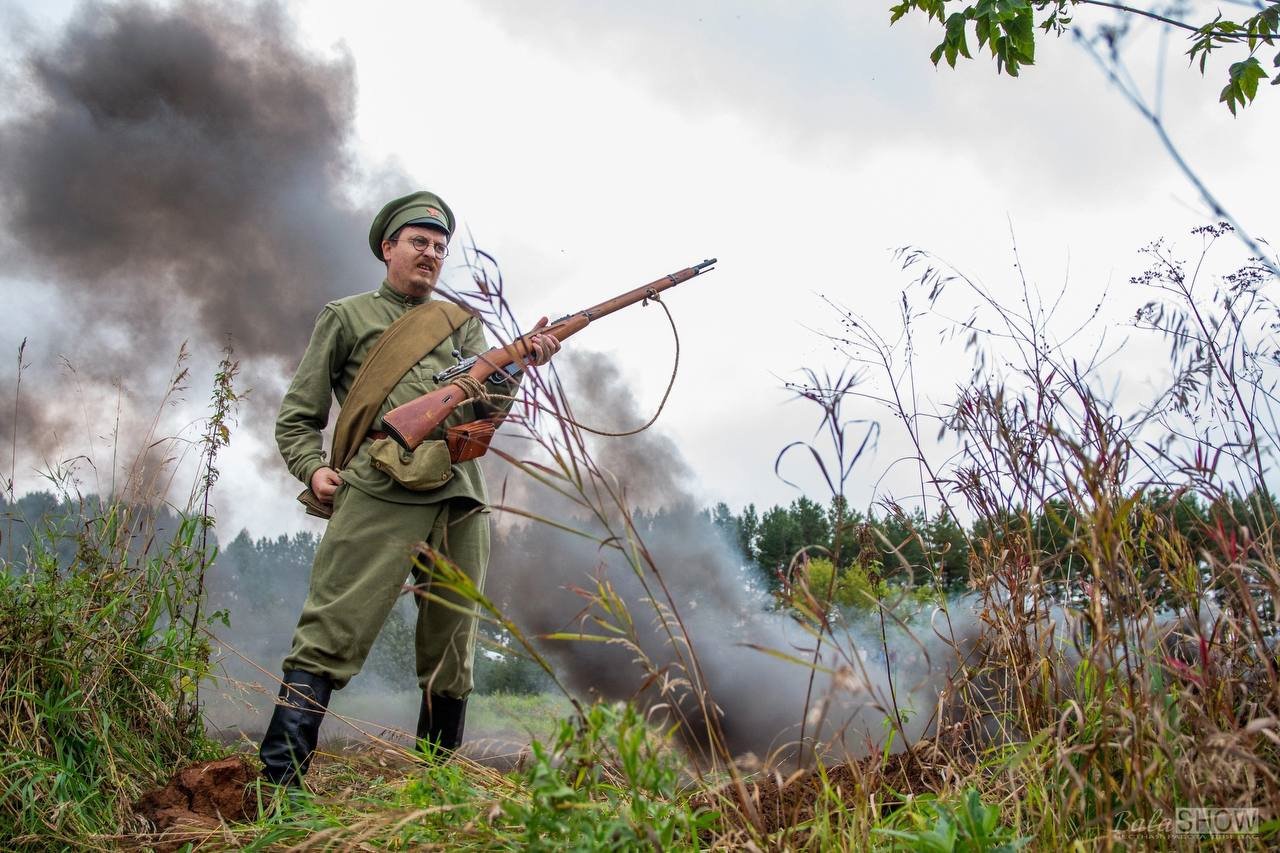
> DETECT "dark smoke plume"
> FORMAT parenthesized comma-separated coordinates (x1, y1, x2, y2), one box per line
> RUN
(0, 0, 389, 467)
(550, 353, 691, 508)
(0, 1, 969, 761)
(487, 351, 971, 764)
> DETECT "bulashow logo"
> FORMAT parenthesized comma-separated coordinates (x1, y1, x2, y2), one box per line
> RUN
(1118, 807, 1261, 838)
(1174, 807, 1260, 836)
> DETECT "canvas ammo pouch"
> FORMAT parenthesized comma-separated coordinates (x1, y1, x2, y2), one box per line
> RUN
(297, 298, 473, 519)
(368, 436, 453, 490)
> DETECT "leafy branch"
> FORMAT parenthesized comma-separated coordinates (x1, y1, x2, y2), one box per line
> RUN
(890, 0, 1279, 112)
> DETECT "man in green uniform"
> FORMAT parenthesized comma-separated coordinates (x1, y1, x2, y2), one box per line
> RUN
(259, 191, 559, 786)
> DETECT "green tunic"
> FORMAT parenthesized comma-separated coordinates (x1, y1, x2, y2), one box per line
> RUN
(275, 280, 517, 696)
(276, 279, 517, 505)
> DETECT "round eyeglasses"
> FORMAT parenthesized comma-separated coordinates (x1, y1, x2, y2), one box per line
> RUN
(400, 235, 449, 259)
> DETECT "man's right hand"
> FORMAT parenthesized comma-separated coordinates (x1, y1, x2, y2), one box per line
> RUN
(310, 466, 343, 504)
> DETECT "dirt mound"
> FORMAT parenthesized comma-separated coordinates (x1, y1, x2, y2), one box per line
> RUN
(703, 748, 951, 840)
(134, 756, 256, 836)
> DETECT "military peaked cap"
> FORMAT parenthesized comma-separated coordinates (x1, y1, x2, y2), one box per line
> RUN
(368, 190, 456, 259)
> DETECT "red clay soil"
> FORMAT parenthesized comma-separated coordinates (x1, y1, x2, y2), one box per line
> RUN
(134, 756, 256, 839)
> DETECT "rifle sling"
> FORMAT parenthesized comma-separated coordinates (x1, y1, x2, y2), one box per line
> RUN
(299, 298, 473, 519)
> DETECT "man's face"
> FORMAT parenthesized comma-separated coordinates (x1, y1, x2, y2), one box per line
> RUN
(382, 225, 448, 298)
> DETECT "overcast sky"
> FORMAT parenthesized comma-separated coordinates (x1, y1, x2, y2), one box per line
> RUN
(1, 0, 1276, 538)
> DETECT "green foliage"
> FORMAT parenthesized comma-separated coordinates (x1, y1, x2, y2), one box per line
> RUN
(891, 0, 1059, 75)
(0, 500, 216, 843)
(1221, 56, 1270, 115)
(213, 529, 316, 610)
(466, 691, 574, 742)
(806, 556, 884, 609)
(708, 480, 1280, 615)
(716, 495, 970, 593)
(889, 0, 1280, 111)
(475, 647, 556, 695)
(708, 500, 760, 566)
(1, 490, 188, 570)
(876, 788, 1028, 852)
(503, 703, 712, 851)
(876, 508, 969, 588)
(0, 349, 235, 846)
(754, 496, 832, 581)
(1192, 5, 1279, 113)
(226, 700, 706, 849)
(804, 556, 941, 618)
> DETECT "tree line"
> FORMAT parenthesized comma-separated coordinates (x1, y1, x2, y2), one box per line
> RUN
(7, 486, 1275, 596)
(6, 484, 1276, 661)
(702, 488, 1278, 608)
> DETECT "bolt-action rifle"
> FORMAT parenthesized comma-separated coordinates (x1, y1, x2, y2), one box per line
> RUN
(380, 258, 717, 455)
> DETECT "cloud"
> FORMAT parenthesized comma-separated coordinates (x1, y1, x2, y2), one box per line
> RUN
(472, 0, 1232, 205)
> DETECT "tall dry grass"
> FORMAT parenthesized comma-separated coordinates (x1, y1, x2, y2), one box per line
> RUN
(811, 224, 1280, 845)
(398, 231, 1279, 846)
(7, 225, 1279, 850)
(0, 346, 240, 845)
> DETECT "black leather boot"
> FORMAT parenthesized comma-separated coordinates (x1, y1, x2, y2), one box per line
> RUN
(259, 670, 333, 786)
(416, 692, 467, 755)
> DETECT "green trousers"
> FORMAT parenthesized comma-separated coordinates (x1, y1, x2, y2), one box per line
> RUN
(282, 484, 490, 698)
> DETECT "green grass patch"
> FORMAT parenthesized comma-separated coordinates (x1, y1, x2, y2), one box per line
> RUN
(0, 501, 217, 844)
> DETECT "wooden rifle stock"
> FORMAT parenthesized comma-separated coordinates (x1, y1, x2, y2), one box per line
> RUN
(381, 258, 717, 451)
